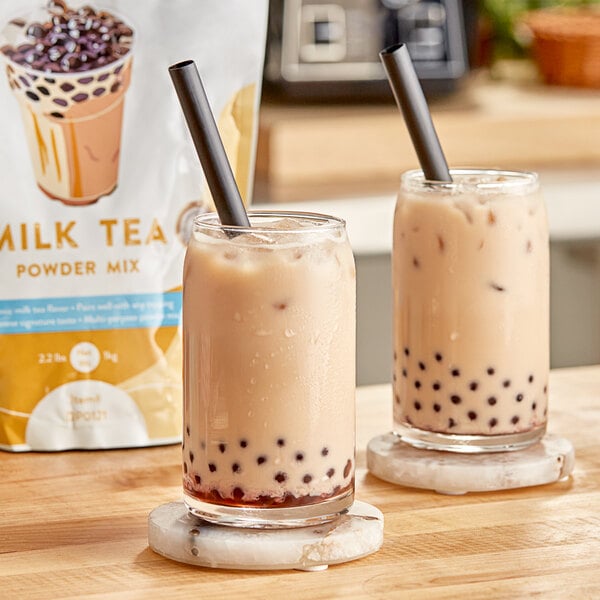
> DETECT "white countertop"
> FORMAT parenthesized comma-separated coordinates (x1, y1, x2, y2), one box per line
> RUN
(257, 168, 600, 255)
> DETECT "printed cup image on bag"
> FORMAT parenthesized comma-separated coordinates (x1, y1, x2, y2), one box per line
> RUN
(0, 0, 133, 205)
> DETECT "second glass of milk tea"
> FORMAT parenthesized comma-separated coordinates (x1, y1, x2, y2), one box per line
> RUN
(182, 211, 356, 527)
(392, 169, 549, 453)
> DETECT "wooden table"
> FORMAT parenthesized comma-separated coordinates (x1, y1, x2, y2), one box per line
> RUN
(1, 366, 599, 599)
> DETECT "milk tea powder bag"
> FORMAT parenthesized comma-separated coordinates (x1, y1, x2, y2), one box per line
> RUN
(0, 0, 267, 450)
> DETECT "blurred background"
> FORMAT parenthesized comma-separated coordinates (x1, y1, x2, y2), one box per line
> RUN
(252, 0, 600, 384)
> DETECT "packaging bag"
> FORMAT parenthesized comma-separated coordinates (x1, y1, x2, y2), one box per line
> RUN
(0, 0, 268, 451)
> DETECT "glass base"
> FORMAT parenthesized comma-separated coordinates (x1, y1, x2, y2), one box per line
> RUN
(184, 488, 354, 529)
(393, 422, 547, 454)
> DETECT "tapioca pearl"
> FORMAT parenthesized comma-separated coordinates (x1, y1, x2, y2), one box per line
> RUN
(502, 379, 511, 388)
(487, 396, 497, 406)
(448, 418, 456, 428)
(487, 367, 495, 376)
(200, 441, 206, 450)
(404, 347, 410, 357)
(233, 487, 244, 500)
(37, 85, 50, 96)
(183, 462, 188, 474)
(19, 76, 30, 87)
(395, 394, 400, 404)
(489, 417, 498, 428)
(321, 447, 329, 456)
(61, 54, 81, 71)
(110, 81, 120, 93)
(469, 381, 479, 391)
(98, 72, 109, 81)
(516, 393, 524, 403)
(414, 380, 421, 390)
(276, 438, 285, 447)
(185, 425, 190, 436)
(412, 257, 420, 268)
(274, 472, 287, 483)
(326, 468, 335, 478)
(543, 384, 548, 394)
(189, 451, 194, 463)
(437, 234, 445, 252)
(272, 301, 288, 310)
(239, 439, 248, 448)
(451, 368, 460, 377)
(218, 443, 227, 453)
(343, 459, 352, 478)
(450, 395, 461, 405)
(413, 401, 422, 411)
(257, 455, 267, 465)
(72, 92, 88, 102)
(194, 474, 201, 485)
(467, 411, 477, 421)
(393, 350, 397, 361)
(434, 352, 443, 362)
(393, 372, 397, 383)
(528, 374, 534, 383)
(532, 402, 537, 410)
(25, 91, 40, 101)
(511, 415, 520, 425)
(432, 381, 441, 391)
(114, 64, 124, 75)
(418, 361, 426, 371)
(27, 22, 46, 39)
(232, 463, 241, 473)
(208, 463, 217, 473)
(402, 368, 407, 378)
(433, 403, 441, 413)
(303, 474, 313, 484)
(53, 97, 68, 106)
(295, 452, 304, 461)
(77, 76, 93, 84)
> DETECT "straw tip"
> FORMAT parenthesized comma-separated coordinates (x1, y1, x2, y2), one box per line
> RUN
(169, 59, 195, 73)
(379, 43, 406, 58)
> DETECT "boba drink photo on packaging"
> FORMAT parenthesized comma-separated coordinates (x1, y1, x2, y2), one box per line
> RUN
(1, 0, 134, 205)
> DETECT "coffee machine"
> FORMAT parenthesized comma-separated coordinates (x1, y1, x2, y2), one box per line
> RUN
(264, 0, 476, 99)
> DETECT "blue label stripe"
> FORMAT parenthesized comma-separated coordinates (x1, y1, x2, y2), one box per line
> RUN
(0, 292, 182, 334)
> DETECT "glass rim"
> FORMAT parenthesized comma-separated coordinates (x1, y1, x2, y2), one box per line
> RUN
(401, 168, 539, 193)
(192, 210, 347, 235)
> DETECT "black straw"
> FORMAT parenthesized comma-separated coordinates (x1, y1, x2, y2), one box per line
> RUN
(169, 60, 251, 227)
(380, 44, 452, 182)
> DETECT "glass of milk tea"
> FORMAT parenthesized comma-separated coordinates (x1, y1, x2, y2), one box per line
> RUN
(182, 211, 356, 527)
(392, 169, 549, 453)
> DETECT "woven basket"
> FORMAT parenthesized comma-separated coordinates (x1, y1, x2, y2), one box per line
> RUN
(524, 8, 600, 88)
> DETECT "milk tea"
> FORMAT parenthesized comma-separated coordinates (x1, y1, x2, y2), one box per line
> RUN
(392, 170, 549, 452)
(182, 212, 356, 527)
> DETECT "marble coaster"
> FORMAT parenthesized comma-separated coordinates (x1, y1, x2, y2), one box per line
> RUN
(148, 500, 383, 571)
(367, 432, 575, 495)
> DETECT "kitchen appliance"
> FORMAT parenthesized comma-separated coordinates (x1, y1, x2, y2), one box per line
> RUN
(264, 0, 473, 99)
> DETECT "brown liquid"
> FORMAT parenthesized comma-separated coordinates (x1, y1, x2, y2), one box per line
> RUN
(185, 481, 353, 508)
